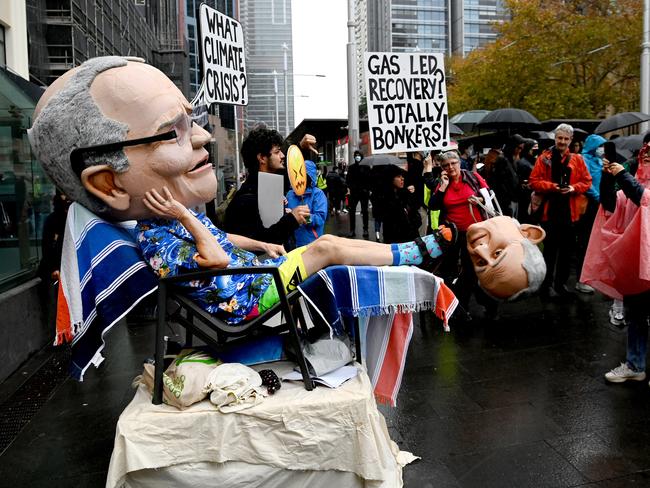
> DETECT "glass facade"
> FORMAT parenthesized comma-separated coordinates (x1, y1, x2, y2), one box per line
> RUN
(239, 0, 294, 134)
(391, 0, 448, 53)
(387, 0, 508, 56)
(462, 0, 508, 56)
(0, 69, 51, 290)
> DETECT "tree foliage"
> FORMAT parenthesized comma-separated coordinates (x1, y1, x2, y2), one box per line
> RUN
(447, 0, 643, 119)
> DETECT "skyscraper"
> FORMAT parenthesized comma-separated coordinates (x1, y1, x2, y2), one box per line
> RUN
(238, 0, 294, 135)
(357, 0, 508, 97)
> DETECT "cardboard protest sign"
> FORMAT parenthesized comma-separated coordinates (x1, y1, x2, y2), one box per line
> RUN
(199, 4, 248, 105)
(364, 52, 449, 154)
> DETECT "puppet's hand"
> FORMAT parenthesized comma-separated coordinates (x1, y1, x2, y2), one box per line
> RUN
(143, 187, 189, 220)
(262, 242, 287, 258)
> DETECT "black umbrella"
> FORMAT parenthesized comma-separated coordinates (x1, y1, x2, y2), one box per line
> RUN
(449, 110, 490, 133)
(594, 112, 650, 135)
(360, 154, 404, 168)
(449, 123, 464, 136)
(615, 134, 643, 152)
(476, 108, 541, 131)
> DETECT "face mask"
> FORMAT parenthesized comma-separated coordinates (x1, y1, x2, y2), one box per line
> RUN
(595, 147, 605, 158)
(354, 156, 361, 162)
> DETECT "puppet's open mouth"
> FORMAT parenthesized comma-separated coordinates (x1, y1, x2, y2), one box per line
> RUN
(188, 156, 211, 173)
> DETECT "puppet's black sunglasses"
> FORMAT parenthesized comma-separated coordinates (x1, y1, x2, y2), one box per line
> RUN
(69, 130, 177, 178)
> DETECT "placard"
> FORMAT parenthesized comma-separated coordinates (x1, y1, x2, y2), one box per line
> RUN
(364, 52, 449, 154)
(258, 172, 284, 228)
(199, 4, 248, 105)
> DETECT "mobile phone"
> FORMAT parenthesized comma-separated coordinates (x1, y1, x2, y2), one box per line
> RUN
(604, 141, 617, 164)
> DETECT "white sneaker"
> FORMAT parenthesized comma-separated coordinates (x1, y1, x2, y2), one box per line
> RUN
(609, 308, 625, 327)
(575, 282, 595, 294)
(605, 363, 646, 383)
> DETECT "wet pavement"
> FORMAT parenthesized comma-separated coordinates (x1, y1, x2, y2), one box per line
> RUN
(1, 210, 650, 487)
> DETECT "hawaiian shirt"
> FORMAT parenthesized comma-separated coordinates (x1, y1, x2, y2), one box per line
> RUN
(137, 211, 286, 324)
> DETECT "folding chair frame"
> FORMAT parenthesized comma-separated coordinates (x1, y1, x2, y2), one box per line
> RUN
(153, 266, 314, 405)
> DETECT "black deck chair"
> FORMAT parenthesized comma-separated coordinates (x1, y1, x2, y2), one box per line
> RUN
(152, 266, 315, 404)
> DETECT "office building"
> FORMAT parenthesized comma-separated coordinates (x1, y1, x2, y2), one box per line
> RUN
(238, 0, 294, 135)
(357, 0, 508, 98)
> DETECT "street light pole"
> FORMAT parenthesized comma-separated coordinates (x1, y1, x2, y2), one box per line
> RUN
(347, 0, 359, 165)
(642, 0, 650, 124)
(282, 43, 290, 136)
(273, 70, 280, 131)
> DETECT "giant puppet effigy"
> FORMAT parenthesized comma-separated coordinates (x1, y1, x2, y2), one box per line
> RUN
(27, 57, 547, 360)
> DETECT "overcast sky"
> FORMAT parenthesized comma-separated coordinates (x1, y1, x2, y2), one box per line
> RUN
(291, 0, 348, 125)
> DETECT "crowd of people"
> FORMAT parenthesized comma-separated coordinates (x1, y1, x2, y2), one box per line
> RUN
(305, 125, 649, 365)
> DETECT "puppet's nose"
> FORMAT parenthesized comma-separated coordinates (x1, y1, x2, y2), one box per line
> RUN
(473, 244, 496, 266)
(191, 125, 212, 148)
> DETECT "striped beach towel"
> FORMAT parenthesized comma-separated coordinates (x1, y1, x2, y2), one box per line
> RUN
(298, 265, 457, 406)
(56, 203, 158, 380)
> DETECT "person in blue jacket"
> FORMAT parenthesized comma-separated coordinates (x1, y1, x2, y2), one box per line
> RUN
(286, 159, 328, 248)
(575, 133, 606, 294)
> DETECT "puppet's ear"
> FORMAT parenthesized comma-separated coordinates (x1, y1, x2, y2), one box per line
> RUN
(519, 224, 545, 244)
(80, 165, 131, 211)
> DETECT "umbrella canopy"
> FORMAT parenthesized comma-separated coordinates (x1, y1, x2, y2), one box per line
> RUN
(360, 154, 404, 167)
(613, 134, 644, 160)
(476, 108, 541, 131)
(594, 112, 650, 135)
(449, 123, 464, 136)
(449, 110, 490, 133)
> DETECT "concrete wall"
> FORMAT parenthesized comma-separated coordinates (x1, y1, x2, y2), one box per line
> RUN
(0, 278, 50, 383)
(0, 0, 30, 80)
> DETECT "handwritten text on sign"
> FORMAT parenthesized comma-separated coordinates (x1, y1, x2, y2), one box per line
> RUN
(199, 4, 248, 105)
(364, 53, 449, 154)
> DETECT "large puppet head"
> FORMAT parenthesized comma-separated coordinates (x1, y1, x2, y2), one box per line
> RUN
(467, 216, 546, 300)
(29, 56, 215, 220)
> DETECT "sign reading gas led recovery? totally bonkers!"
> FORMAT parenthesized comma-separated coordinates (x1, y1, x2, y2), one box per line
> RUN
(199, 4, 248, 105)
(364, 52, 449, 154)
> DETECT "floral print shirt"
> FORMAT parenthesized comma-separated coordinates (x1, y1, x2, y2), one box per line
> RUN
(137, 211, 286, 324)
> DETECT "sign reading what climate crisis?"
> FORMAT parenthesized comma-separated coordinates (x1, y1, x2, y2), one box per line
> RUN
(199, 4, 248, 105)
(364, 52, 449, 154)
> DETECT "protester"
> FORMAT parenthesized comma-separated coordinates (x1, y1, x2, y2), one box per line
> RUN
(516, 138, 538, 223)
(529, 124, 592, 297)
(369, 164, 387, 241)
(584, 147, 650, 383)
(38, 190, 71, 285)
(424, 150, 498, 321)
(380, 164, 422, 244)
(285, 160, 328, 248)
(485, 136, 522, 217)
(326, 165, 346, 215)
(574, 134, 606, 294)
(458, 142, 474, 171)
(346, 150, 371, 237)
(223, 127, 312, 244)
(406, 150, 426, 208)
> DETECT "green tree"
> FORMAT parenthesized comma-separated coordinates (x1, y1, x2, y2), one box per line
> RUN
(447, 0, 643, 120)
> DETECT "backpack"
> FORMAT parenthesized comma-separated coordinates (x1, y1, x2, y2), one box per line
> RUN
(214, 186, 237, 228)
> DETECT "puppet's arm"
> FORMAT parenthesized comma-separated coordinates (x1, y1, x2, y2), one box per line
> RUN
(143, 187, 230, 269)
(227, 233, 286, 258)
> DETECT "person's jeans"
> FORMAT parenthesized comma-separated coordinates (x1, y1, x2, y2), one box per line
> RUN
(625, 291, 650, 372)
